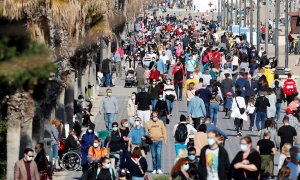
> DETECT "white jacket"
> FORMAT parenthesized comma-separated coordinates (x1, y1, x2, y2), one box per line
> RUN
(231, 96, 248, 121)
(267, 94, 277, 118)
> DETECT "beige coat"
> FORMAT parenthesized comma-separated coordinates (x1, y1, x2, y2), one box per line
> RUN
(14, 159, 40, 180)
(194, 132, 208, 156)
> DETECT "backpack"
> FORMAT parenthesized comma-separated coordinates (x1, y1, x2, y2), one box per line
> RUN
(274, 87, 281, 100)
(96, 167, 114, 180)
(174, 69, 183, 82)
(175, 123, 188, 143)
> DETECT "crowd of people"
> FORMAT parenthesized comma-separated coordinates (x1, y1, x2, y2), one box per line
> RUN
(14, 7, 300, 180)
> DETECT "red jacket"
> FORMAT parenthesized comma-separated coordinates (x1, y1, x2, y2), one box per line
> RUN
(283, 78, 297, 96)
(172, 65, 185, 83)
(149, 70, 161, 81)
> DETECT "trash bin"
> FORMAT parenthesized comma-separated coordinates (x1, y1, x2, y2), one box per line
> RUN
(264, 65, 274, 87)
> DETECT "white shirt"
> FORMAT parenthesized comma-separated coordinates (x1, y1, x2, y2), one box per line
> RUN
(206, 148, 220, 180)
(202, 74, 212, 85)
(173, 122, 197, 144)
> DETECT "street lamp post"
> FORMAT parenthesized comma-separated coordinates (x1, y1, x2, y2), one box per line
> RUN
(250, 0, 253, 45)
(257, 0, 260, 51)
(275, 0, 280, 59)
(231, 0, 233, 24)
(285, 0, 289, 68)
(265, 0, 269, 55)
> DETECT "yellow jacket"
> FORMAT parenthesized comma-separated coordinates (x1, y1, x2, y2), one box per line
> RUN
(144, 119, 167, 142)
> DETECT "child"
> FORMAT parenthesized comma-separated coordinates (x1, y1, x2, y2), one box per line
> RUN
(246, 96, 256, 132)
(224, 92, 233, 119)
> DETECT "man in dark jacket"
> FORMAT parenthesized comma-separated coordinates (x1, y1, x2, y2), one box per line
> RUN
(101, 58, 112, 87)
(255, 91, 270, 130)
(199, 130, 230, 180)
(197, 84, 212, 116)
(235, 72, 251, 98)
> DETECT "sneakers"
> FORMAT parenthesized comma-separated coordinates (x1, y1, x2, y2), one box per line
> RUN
(152, 170, 157, 174)
(237, 132, 242, 137)
(157, 169, 163, 174)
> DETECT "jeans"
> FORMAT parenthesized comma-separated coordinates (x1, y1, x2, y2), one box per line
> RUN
(175, 144, 187, 156)
(132, 177, 144, 180)
(205, 103, 210, 117)
(115, 62, 122, 77)
(150, 141, 163, 170)
(174, 83, 183, 100)
(104, 113, 115, 131)
(276, 103, 282, 121)
(249, 113, 255, 128)
(210, 103, 219, 126)
(151, 99, 158, 110)
(256, 112, 266, 131)
(52, 144, 58, 169)
(166, 99, 173, 114)
(137, 110, 151, 126)
(103, 72, 111, 87)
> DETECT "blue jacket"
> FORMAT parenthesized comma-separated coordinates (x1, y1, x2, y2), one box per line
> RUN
(187, 96, 206, 118)
(81, 131, 97, 167)
(197, 88, 211, 104)
(155, 60, 165, 74)
(235, 77, 250, 97)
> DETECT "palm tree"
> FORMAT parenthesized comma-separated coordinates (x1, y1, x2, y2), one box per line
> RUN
(2, 0, 144, 178)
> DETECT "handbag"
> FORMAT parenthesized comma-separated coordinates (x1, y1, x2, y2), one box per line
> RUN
(235, 97, 245, 115)
(135, 158, 149, 180)
(166, 94, 175, 101)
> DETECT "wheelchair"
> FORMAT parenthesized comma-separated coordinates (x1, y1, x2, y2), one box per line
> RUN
(60, 148, 81, 171)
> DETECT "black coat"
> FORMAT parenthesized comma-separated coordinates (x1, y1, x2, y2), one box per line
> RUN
(198, 145, 230, 180)
(155, 100, 169, 116)
(101, 59, 112, 74)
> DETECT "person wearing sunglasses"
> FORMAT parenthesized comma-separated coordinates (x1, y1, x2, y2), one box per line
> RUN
(128, 117, 147, 157)
(91, 157, 116, 180)
(170, 158, 191, 180)
(14, 148, 40, 180)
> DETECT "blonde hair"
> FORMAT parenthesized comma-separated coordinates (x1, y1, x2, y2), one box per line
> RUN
(281, 143, 292, 156)
(177, 148, 188, 159)
(188, 82, 195, 91)
(51, 118, 61, 126)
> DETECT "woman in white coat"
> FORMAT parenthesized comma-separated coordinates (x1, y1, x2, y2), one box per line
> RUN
(266, 88, 277, 120)
(231, 90, 247, 137)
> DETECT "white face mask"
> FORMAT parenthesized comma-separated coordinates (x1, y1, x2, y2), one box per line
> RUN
(93, 143, 99, 148)
(26, 156, 33, 162)
(88, 129, 93, 133)
(135, 121, 140, 126)
(152, 116, 158, 121)
(105, 163, 111, 169)
(124, 123, 129, 127)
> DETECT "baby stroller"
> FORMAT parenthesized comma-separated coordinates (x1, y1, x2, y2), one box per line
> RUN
(124, 68, 137, 88)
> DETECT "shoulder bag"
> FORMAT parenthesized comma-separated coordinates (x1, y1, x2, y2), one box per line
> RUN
(235, 97, 245, 115)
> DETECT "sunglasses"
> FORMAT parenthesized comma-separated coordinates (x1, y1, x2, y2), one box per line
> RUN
(188, 153, 195, 156)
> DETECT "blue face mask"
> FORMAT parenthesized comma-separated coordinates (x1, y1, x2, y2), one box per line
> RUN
(182, 164, 190, 171)
(240, 144, 248, 152)
(188, 155, 195, 161)
(112, 127, 118, 131)
(296, 153, 300, 161)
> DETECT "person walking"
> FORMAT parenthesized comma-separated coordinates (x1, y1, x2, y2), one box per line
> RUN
(14, 148, 40, 180)
(135, 85, 152, 125)
(255, 91, 270, 131)
(127, 92, 136, 127)
(34, 143, 51, 180)
(172, 61, 185, 101)
(148, 80, 160, 109)
(101, 58, 113, 87)
(278, 143, 292, 170)
(113, 49, 122, 78)
(266, 88, 277, 121)
(230, 135, 261, 180)
(50, 118, 61, 171)
(173, 115, 197, 156)
(106, 122, 123, 168)
(100, 88, 118, 131)
(91, 157, 116, 180)
(81, 123, 97, 171)
(283, 73, 298, 105)
(231, 90, 247, 137)
(135, 62, 145, 91)
(187, 90, 206, 129)
(246, 96, 256, 131)
(194, 124, 208, 157)
(125, 147, 148, 180)
(273, 80, 286, 121)
(278, 116, 297, 151)
(154, 94, 169, 125)
(209, 85, 221, 126)
(198, 130, 230, 180)
(163, 78, 176, 114)
(144, 111, 167, 174)
(256, 130, 276, 179)
(128, 117, 147, 157)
